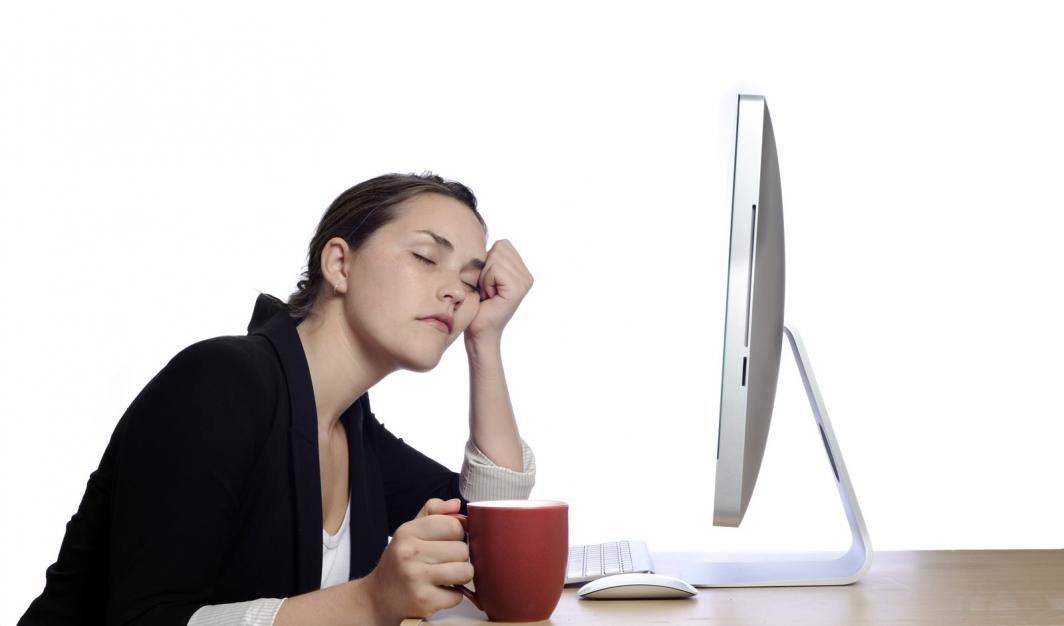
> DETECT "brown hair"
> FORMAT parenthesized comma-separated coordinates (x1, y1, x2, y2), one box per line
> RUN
(284, 171, 486, 321)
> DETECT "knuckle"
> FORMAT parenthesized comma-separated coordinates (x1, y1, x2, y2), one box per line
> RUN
(413, 587, 432, 610)
(400, 559, 422, 581)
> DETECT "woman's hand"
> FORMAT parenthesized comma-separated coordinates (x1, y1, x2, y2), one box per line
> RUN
(465, 239, 534, 344)
(362, 498, 472, 623)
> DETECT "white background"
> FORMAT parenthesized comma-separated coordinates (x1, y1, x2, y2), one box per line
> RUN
(3, 1, 1062, 619)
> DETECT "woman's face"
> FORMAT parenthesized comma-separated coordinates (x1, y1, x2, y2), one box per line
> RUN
(341, 192, 487, 372)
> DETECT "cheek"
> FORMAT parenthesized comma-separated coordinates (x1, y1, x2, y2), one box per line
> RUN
(360, 257, 421, 309)
(369, 253, 418, 286)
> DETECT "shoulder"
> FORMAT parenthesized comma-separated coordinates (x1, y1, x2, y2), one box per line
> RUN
(112, 337, 282, 495)
(166, 335, 283, 413)
(165, 335, 277, 386)
(120, 336, 279, 440)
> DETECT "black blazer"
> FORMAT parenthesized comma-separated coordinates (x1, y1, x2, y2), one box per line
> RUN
(20, 293, 471, 625)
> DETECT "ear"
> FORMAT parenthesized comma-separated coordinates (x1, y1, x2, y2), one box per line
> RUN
(320, 237, 352, 290)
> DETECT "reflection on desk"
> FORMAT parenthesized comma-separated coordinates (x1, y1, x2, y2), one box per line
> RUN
(401, 550, 1064, 625)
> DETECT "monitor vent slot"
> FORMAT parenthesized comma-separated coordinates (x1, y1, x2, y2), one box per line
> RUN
(744, 203, 757, 347)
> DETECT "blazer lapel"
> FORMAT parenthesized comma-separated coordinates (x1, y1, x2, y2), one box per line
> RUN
(341, 393, 390, 580)
(248, 294, 323, 595)
(246, 293, 389, 589)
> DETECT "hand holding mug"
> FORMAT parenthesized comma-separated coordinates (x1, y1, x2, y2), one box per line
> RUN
(362, 497, 472, 623)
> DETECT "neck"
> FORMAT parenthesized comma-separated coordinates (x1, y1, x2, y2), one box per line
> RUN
(295, 301, 388, 440)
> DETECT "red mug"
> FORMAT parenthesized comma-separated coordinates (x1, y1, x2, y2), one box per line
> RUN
(444, 499, 568, 622)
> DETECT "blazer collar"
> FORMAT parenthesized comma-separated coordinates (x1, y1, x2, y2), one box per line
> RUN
(246, 293, 370, 593)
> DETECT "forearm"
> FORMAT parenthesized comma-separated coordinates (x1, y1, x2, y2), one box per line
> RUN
(465, 334, 524, 472)
(273, 577, 385, 626)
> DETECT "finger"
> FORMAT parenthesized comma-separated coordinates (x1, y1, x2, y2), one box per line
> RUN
(427, 497, 460, 513)
(416, 539, 470, 565)
(414, 500, 437, 519)
(492, 258, 533, 285)
(409, 514, 466, 541)
(426, 560, 476, 587)
(487, 261, 528, 292)
(416, 498, 460, 519)
(480, 266, 497, 299)
(496, 240, 527, 268)
(485, 253, 518, 277)
(424, 585, 466, 612)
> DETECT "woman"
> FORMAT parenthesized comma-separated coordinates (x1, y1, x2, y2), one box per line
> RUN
(19, 172, 538, 625)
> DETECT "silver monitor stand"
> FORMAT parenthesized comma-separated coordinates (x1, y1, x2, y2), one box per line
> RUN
(664, 325, 872, 587)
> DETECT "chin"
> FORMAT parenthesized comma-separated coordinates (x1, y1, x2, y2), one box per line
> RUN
(394, 347, 444, 373)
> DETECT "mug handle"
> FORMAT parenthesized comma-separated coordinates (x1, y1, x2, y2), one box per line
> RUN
(443, 512, 481, 611)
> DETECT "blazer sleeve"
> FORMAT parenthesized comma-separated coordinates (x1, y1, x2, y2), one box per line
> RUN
(104, 339, 270, 625)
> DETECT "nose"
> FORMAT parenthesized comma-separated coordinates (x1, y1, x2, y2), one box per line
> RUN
(440, 277, 466, 306)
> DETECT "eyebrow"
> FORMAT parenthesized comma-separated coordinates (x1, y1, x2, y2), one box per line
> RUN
(414, 229, 486, 270)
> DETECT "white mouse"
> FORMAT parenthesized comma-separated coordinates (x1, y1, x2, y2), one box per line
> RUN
(577, 573, 698, 600)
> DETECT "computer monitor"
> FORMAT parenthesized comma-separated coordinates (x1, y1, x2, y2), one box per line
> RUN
(714, 94, 786, 529)
(672, 94, 873, 587)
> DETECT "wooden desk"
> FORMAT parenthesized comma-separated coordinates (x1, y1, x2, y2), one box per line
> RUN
(402, 550, 1064, 625)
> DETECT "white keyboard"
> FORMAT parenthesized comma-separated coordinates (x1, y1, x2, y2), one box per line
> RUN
(565, 539, 655, 584)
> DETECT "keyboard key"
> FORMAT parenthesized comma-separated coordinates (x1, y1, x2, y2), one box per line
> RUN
(566, 539, 655, 583)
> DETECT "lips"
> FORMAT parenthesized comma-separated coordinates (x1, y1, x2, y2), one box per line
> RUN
(421, 318, 449, 333)
(419, 314, 453, 333)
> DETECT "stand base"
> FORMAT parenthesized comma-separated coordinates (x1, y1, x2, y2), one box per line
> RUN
(656, 545, 870, 587)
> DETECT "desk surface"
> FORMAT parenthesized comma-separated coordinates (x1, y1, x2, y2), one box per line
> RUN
(401, 549, 1064, 625)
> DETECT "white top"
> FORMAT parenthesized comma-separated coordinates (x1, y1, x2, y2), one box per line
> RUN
(320, 491, 352, 589)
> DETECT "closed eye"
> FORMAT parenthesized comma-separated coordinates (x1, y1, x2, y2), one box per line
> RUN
(413, 253, 479, 292)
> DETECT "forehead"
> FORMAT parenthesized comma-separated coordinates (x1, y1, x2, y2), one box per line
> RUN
(390, 193, 486, 250)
